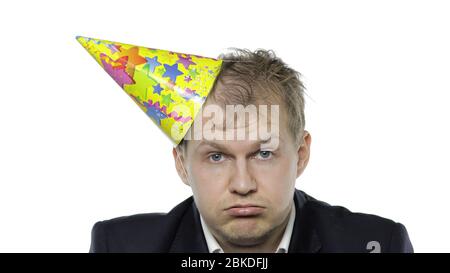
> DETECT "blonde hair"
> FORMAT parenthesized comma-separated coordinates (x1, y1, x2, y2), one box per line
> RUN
(177, 48, 306, 154)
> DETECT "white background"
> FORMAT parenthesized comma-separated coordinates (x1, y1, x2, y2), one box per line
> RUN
(0, 0, 449, 252)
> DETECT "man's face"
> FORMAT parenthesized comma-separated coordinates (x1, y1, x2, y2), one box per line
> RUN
(172, 97, 311, 248)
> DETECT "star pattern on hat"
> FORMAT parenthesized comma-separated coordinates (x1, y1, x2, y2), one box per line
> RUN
(100, 54, 134, 88)
(188, 68, 199, 79)
(127, 64, 157, 101)
(117, 46, 146, 77)
(144, 101, 167, 125)
(163, 63, 183, 82)
(152, 83, 164, 95)
(160, 93, 174, 107)
(144, 56, 161, 73)
(176, 54, 196, 69)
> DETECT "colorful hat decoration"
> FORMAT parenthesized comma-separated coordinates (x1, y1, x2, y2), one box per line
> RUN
(76, 36, 223, 146)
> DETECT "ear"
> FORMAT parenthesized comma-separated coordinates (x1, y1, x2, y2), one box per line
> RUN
(172, 147, 191, 186)
(296, 130, 312, 178)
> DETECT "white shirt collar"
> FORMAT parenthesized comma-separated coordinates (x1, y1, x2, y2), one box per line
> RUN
(199, 205, 296, 253)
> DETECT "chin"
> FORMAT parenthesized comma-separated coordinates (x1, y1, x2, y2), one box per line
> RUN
(221, 220, 272, 246)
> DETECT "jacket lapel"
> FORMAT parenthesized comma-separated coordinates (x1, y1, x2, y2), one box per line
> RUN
(168, 201, 209, 253)
(288, 190, 322, 253)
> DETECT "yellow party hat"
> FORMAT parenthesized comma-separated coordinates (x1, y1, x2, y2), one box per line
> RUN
(76, 36, 223, 145)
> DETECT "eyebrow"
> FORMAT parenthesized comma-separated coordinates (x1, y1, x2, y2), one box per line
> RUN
(196, 141, 230, 153)
(195, 137, 282, 153)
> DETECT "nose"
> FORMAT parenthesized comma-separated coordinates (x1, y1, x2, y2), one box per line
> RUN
(228, 158, 257, 196)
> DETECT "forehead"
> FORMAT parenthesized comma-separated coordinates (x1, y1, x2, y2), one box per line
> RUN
(182, 101, 289, 151)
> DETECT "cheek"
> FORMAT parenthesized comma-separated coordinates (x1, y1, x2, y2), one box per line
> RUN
(252, 158, 297, 203)
(188, 161, 229, 208)
(253, 156, 297, 183)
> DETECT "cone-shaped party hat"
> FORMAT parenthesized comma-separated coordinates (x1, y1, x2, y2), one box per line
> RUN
(76, 36, 223, 145)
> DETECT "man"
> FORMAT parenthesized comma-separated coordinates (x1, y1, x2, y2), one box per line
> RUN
(81, 38, 413, 253)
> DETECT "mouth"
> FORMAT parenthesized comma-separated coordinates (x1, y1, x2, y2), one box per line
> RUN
(224, 204, 265, 217)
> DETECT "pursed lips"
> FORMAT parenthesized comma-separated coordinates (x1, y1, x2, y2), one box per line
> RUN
(224, 204, 266, 217)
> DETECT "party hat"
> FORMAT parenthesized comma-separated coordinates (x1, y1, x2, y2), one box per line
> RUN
(76, 36, 223, 146)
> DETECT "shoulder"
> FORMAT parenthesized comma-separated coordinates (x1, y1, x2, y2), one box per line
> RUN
(89, 196, 194, 253)
(297, 190, 414, 253)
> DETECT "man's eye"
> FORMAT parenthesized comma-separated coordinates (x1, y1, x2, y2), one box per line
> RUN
(256, 150, 273, 160)
(209, 153, 224, 162)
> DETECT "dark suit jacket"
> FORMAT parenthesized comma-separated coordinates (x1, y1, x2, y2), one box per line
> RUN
(90, 189, 413, 253)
